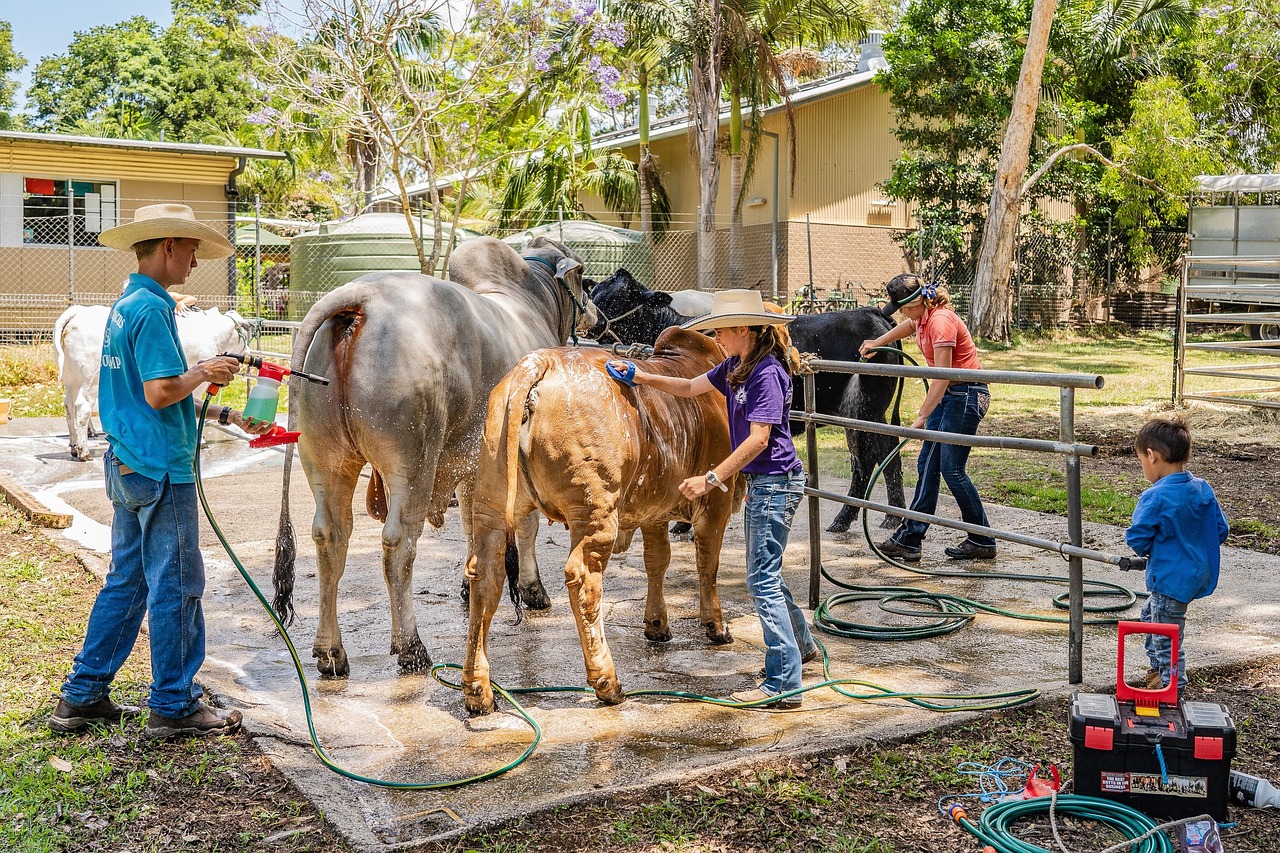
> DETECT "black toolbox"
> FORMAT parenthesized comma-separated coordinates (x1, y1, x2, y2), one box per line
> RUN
(1069, 621, 1236, 821)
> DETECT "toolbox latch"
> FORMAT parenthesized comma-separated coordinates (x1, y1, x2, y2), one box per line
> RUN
(1085, 725, 1114, 751)
(1194, 736, 1223, 760)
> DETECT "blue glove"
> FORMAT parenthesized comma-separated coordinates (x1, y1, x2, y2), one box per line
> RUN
(606, 360, 636, 387)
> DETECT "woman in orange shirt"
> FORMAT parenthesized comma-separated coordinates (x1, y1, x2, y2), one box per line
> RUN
(859, 274, 995, 562)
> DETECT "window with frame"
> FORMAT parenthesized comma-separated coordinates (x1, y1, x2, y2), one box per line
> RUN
(22, 177, 118, 247)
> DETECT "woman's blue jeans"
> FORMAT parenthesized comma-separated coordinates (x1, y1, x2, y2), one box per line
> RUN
(1141, 592, 1189, 693)
(892, 382, 994, 549)
(61, 448, 207, 718)
(744, 469, 815, 696)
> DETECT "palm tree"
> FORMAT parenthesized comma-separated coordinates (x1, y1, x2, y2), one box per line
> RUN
(720, 0, 868, 287)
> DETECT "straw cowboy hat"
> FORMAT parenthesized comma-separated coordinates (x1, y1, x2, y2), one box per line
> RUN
(98, 203, 235, 259)
(682, 289, 795, 331)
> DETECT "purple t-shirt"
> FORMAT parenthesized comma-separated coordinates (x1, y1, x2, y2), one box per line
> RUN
(707, 354, 802, 476)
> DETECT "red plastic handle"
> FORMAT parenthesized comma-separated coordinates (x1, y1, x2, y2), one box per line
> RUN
(1116, 620, 1179, 704)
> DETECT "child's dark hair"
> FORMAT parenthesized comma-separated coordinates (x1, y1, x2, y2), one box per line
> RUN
(885, 272, 952, 311)
(1136, 418, 1191, 463)
(728, 324, 791, 387)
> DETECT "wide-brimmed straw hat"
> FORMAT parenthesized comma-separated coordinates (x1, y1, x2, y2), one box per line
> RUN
(98, 203, 235, 259)
(682, 289, 794, 331)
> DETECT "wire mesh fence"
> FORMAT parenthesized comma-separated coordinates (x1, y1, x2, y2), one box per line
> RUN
(0, 193, 1192, 342)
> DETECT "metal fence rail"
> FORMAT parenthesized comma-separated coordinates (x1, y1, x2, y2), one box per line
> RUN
(797, 358, 1109, 685)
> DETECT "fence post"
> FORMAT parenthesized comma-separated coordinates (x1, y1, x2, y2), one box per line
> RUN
(804, 371, 822, 610)
(67, 188, 75, 304)
(1062, 386, 1084, 684)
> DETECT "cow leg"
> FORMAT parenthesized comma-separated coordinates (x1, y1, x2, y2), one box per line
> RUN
(826, 428, 862, 533)
(564, 522, 624, 705)
(692, 509, 733, 645)
(309, 462, 361, 678)
(66, 387, 92, 462)
(878, 433, 906, 528)
(379, 480, 432, 672)
(515, 510, 551, 610)
(638, 522, 672, 642)
(462, 525, 509, 715)
(456, 479, 474, 605)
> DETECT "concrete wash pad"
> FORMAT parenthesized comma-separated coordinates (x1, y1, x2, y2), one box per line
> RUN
(6, 417, 1280, 851)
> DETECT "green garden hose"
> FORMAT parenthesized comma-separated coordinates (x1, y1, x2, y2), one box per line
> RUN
(946, 794, 1178, 853)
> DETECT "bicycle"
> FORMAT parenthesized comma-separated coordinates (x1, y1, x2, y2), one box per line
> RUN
(787, 283, 826, 315)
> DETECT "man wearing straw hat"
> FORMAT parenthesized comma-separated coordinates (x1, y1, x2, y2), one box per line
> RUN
(50, 204, 271, 739)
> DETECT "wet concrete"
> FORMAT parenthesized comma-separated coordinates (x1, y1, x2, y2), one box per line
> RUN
(5, 417, 1280, 851)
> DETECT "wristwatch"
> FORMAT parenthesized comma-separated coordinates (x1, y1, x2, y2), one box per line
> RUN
(218, 406, 232, 425)
(705, 470, 729, 492)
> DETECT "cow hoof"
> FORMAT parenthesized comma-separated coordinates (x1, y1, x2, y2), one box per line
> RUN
(880, 515, 903, 530)
(706, 623, 733, 645)
(518, 581, 552, 611)
(314, 646, 350, 678)
(70, 448, 92, 462)
(644, 620, 672, 643)
(459, 576, 471, 606)
(824, 519, 852, 534)
(593, 677, 625, 706)
(668, 522, 694, 542)
(464, 689, 495, 716)
(394, 640, 433, 673)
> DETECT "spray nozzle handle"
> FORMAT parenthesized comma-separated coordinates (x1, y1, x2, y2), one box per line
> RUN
(218, 352, 330, 386)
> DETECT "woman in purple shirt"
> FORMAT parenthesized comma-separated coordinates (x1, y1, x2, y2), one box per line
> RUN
(609, 290, 816, 709)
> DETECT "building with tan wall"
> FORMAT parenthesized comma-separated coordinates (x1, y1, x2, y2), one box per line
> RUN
(583, 63, 915, 304)
(0, 131, 285, 332)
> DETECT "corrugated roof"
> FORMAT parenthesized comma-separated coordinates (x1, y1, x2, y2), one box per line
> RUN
(0, 130, 287, 161)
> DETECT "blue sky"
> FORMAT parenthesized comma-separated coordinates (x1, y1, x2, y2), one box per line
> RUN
(6, 2, 175, 108)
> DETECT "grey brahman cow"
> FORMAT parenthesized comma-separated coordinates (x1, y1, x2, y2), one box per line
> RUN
(272, 236, 595, 677)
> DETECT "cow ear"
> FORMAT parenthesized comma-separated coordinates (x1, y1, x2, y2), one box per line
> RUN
(555, 256, 583, 284)
(646, 290, 673, 307)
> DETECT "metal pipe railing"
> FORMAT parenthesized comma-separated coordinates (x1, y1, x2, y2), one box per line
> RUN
(800, 358, 1108, 685)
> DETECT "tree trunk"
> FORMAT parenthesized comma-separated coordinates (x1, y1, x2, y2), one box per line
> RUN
(969, 0, 1058, 342)
(691, 0, 722, 292)
(638, 68, 653, 237)
(728, 88, 744, 289)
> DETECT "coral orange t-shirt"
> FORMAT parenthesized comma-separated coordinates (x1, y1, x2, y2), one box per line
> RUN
(915, 307, 982, 370)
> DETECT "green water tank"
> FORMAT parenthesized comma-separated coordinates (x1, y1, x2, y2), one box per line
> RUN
(288, 213, 476, 319)
(503, 220, 653, 287)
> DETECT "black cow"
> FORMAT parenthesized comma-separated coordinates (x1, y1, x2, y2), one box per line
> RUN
(584, 270, 905, 534)
(587, 268, 694, 345)
(789, 310, 905, 532)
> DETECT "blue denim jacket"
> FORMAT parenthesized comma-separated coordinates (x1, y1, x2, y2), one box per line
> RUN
(1125, 471, 1229, 603)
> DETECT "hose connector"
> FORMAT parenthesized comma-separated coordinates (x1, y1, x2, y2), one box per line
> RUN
(947, 802, 968, 825)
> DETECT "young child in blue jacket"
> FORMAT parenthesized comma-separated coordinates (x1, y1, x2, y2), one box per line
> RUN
(1125, 418, 1229, 696)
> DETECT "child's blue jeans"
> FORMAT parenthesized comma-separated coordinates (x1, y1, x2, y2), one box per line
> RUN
(1141, 591, 1189, 694)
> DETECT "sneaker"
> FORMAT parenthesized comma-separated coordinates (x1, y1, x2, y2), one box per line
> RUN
(876, 538, 921, 562)
(755, 645, 822, 680)
(944, 540, 997, 560)
(144, 702, 242, 739)
(48, 696, 144, 734)
(729, 687, 802, 710)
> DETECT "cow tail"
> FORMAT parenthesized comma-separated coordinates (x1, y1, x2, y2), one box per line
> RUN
(53, 306, 76, 379)
(269, 284, 370, 624)
(492, 356, 548, 620)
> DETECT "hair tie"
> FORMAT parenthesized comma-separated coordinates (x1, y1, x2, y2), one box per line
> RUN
(921, 282, 938, 301)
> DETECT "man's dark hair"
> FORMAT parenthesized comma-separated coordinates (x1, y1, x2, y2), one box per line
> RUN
(133, 237, 167, 260)
(1136, 418, 1191, 463)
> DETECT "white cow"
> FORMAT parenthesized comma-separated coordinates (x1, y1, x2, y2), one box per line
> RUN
(53, 304, 253, 461)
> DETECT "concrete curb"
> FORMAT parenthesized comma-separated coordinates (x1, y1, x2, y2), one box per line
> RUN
(0, 472, 73, 528)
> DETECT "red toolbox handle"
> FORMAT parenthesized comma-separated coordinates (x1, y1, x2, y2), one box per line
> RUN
(1116, 620, 1179, 704)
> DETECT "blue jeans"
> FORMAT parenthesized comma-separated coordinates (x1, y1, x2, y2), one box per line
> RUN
(1141, 592, 1189, 693)
(892, 382, 994, 549)
(744, 469, 815, 696)
(61, 449, 207, 718)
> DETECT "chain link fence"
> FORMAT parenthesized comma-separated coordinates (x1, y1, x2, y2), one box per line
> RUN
(0, 194, 1191, 341)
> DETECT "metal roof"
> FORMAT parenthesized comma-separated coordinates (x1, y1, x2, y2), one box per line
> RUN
(0, 130, 288, 161)
(1195, 174, 1280, 194)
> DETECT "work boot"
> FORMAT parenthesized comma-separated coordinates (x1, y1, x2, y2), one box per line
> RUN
(1143, 668, 1165, 690)
(944, 539, 997, 560)
(876, 538, 921, 562)
(145, 702, 242, 739)
(729, 687, 802, 710)
(48, 696, 144, 734)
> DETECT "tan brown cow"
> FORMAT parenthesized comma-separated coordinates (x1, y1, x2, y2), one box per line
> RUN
(462, 327, 737, 712)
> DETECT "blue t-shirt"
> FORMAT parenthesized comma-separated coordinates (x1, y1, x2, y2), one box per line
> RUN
(706, 353, 802, 476)
(1125, 471, 1229, 604)
(100, 274, 197, 483)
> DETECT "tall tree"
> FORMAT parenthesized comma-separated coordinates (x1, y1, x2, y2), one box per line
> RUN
(688, 0, 725, 290)
(968, 0, 1056, 342)
(0, 21, 25, 130)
